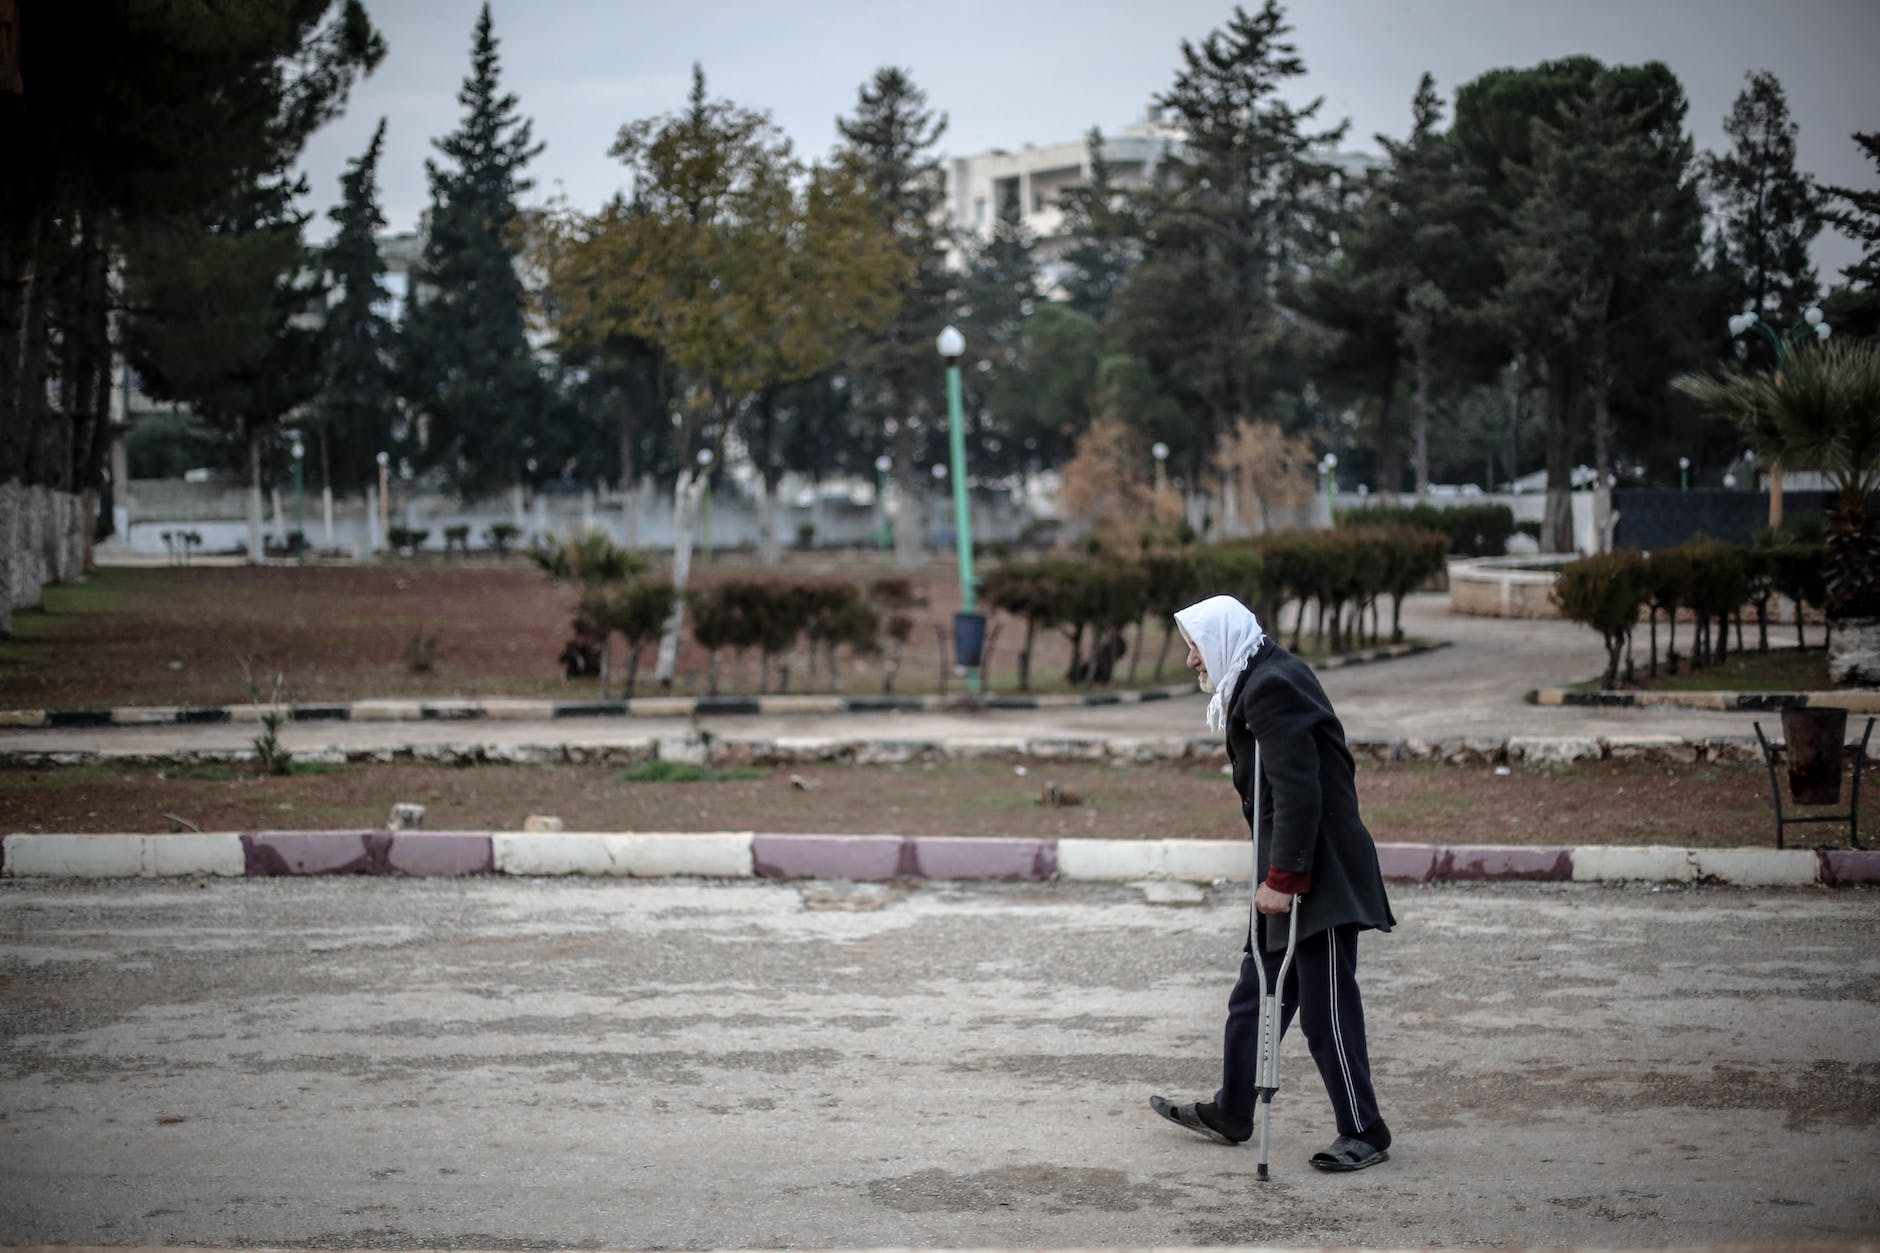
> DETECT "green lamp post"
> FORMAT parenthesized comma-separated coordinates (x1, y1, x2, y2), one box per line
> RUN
(937, 324, 981, 695)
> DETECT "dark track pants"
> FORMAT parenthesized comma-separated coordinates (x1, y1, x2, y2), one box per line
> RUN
(1214, 921, 1382, 1138)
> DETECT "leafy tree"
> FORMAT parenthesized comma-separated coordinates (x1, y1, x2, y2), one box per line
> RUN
(401, 2, 548, 500)
(541, 66, 905, 686)
(834, 67, 956, 569)
(1820, 131, 1880, 340)
(1706, 71, 1823, 348)
(313, 118, 400, 498)
(991, 302, 1101, 474)
(1214, 419, 1314, 535)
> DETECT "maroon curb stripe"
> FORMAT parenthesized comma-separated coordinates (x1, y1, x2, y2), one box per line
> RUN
(1432, 845, 1574, 882)
(753, 833, 907, 880)
(1818, 849, 1880, 886)
(242, 831, 389, 876)
(386, 832, 494, 877)
(1374, 843, 1438, 883)
(909, 836, 1057, 881)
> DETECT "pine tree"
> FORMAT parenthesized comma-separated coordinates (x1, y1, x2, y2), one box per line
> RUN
(314, 119, 400, 498)
(1054, 128, 1137, 321)
(402, 2, 546, 500)
(833, 67, 955, 569)
(957, 212, 1040, 481)
(1108, 1, 1348, 493)
(1821, 131, 1880, 339)
(1707, 71, 1823, 342)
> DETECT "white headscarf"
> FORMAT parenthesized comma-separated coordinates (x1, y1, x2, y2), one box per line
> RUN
(1174, 594, 1267, 734)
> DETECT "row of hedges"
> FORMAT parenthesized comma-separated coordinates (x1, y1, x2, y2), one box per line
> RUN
(1335, 502, 1517, 558)
(980, 526, 1452, 688)
(1553, 538, 1829, 688)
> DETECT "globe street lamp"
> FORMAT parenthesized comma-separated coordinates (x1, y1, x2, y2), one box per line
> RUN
(291, 437, 305, 562)
(936, 323, 981, 695)
(1151, 441, 1169, 494)
(1679, 455, 1690, 492)
(1318, 452, 1338, 495)
(696, 447, 715, 565)
(1729, 306, 1832, 528)
(874, 454, 893, 552)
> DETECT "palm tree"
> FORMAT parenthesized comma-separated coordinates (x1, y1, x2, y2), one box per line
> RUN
(1675, 339, 1880, 685)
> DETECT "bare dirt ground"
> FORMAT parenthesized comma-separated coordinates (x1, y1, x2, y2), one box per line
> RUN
(2, 754, 1870, 847)
(0, 558, 1213, 711)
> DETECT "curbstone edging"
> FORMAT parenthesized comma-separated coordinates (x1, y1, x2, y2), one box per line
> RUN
(3, 830, 1872, 889)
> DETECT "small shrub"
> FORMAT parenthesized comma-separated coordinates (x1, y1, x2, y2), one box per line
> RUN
(485, 522, 521, 555)
(1554, 550, 1647, 689)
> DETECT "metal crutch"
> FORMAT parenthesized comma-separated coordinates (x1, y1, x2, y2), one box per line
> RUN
(1248, 742, 1303, 1180)
(1254, 895, 1300, 1181)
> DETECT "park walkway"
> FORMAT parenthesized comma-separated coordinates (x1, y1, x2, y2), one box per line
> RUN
(0, 594, 1788, 758)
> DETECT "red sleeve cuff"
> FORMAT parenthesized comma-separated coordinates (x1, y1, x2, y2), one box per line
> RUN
(1266, 867, 1311, 895)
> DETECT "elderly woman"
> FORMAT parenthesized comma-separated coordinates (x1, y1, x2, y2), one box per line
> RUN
(1149, 593, 1396, 1172)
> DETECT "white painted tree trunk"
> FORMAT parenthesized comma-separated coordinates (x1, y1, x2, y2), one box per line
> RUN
(757, 477, 780, 568)
(652, 468, 707, 687)
(893, 468, 921, 570)
(18, 485, 45, 609)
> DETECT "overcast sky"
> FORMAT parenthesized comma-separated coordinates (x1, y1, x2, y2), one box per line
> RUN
(296, 0, 1880, 281)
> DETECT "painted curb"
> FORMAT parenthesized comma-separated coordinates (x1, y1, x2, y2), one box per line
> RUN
(2, 830, 1872, 888)
(1529, 687, 1880, 714)
(0, 640, 1458, 730)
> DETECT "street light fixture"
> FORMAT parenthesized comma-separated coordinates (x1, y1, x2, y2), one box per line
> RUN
(1151, 441, 1169, 493)
(936, 323, 981, 695)
(1318, 452, 1338, 495)
(1679, 455, 1691, 492)
(874, 454, 893, 552)
(1730, 306, 1833, 528)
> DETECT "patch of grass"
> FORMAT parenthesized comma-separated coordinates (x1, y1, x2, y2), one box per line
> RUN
(617, 760, 768, 784)
(288, 761, 344, 777)
(185, 765, 237, 782)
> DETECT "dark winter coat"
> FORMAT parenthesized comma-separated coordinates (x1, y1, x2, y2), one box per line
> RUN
(1226, 638, 1396, 952)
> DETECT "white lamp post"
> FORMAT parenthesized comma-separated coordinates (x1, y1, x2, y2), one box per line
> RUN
(1151, 441, 1169, 493)
(697, 447, 715, 564)
(936, 323, 980, 694)
(874, 454, 892, 552)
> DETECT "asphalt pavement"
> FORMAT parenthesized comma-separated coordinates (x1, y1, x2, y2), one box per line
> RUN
(1, 875, 1874, 1248)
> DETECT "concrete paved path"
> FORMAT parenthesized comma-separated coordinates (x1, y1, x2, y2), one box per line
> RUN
(2, 876, 1874, 1248)
(0, 595, 1773, 757)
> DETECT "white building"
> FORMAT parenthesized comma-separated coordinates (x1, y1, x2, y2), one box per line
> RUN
(944, 107, 1381, 291)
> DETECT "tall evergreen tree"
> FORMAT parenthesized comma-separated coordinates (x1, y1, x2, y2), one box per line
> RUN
(1054, 128, 1137, 322)
(956, 212, 1040, 480)
(402, 2, 546, 500)
(314, 118, 400, 498)
(1706, 70, 1823, 344)
(1107, 1, 1347, 496)
(1821, 131, 1880, 339)
(833, 67, 955, 569)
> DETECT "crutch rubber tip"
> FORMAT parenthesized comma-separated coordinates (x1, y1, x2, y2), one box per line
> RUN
(1257, 1164, 1270, 1181)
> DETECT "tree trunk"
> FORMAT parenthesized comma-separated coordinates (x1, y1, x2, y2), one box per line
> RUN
(1542, 355, 1576, 555)
(1375, 358, 1402, 497)
(891, 399, 922, 570)
(652, 466, 706, 687)
(1588, 322, 1614, 554)
(755, 388, 782, 568)
(1411, 337, 1430, 496)
(246, 425, 265, 564)
(615, 386, 638, 548)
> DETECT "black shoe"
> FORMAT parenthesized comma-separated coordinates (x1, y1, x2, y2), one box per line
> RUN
(1310, 1134, 1390, 1172)
(1149, 1095, 1247, 1145)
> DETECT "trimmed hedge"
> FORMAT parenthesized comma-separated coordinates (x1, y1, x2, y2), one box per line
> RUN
(1336, 501, 1516, 558)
